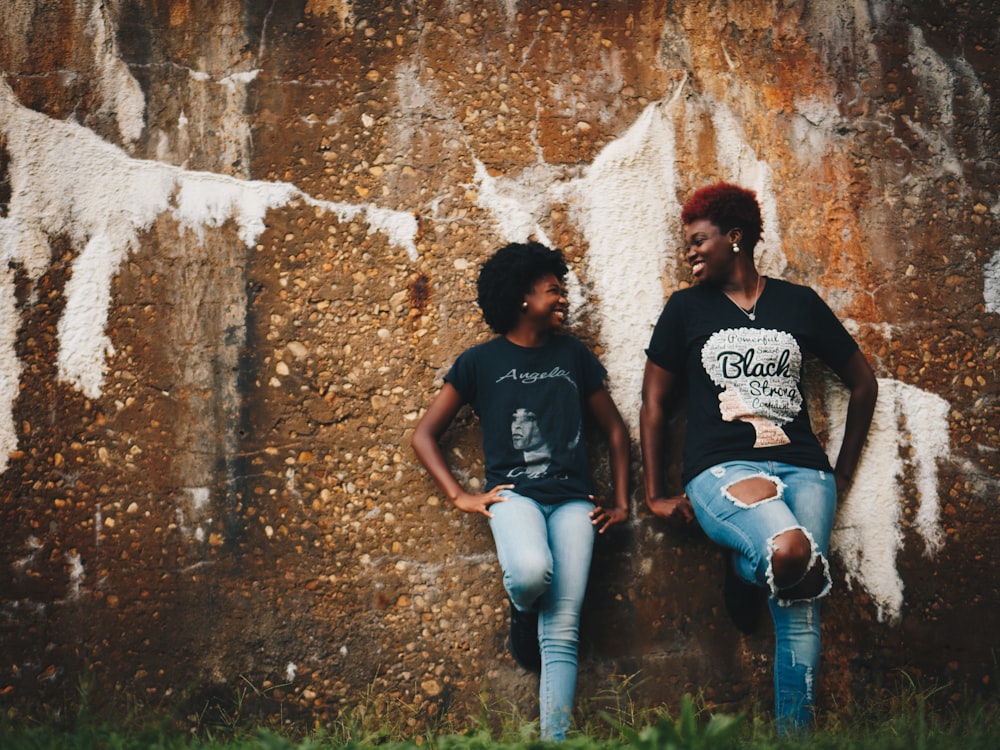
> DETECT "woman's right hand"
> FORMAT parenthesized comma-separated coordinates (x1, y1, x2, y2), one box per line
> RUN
(646, 494, 695, 526)
(452, 484, 513, 518)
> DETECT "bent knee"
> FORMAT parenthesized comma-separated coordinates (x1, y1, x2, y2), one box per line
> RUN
(770, 529, 813, 585)
(506, 558, 552, 602)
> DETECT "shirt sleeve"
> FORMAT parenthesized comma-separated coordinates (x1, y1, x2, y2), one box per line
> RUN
(644, 293, 686, 373)
(801, 287, 859, 368)
(578, 342, 608, 397)
(443, 348, 476, 404)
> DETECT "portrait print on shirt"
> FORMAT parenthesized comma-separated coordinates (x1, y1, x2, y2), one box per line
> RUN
(701, 327, 803, 447)
(510, 407, 552, 478)
(444, 335, 605, 503)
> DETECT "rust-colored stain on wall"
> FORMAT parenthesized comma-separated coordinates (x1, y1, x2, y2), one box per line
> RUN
(0, 0, 997, 731)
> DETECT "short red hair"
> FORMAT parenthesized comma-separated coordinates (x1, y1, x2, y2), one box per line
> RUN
(681, 182, 763, 252)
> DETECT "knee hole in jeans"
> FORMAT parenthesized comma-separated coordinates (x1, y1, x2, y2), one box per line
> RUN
(769, 528, 813, 589)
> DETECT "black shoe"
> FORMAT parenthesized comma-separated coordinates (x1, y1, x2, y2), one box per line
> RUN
(724, 552, 762, 635)
(507, 598, 541, 672)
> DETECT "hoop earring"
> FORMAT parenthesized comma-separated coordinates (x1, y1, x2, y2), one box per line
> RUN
(732, 243, 740, 254)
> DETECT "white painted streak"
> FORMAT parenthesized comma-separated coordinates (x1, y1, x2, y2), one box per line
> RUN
(0, 81, 418, 457)
(556, 94, 684, 426)
(0, 261, 20, 473)
(710, 104, 787, 278)
(986, 250, 1000, 316)
(57, 235, 120, 399)
(496, 0, 519, 26)
(826, 377, 951, 622)
(66, 551, 85, 600)
(908, 27, 955, 129)
(472, 159, 557, 248)
(88, 2, 146, 145)
(173, 175, 297, 247)
(364, 205, 419, 261)
(468, 158, 601, 328)
(792, 96, 844, 161)
(906, 27, 966, 180)
(184, 487, 211, 513)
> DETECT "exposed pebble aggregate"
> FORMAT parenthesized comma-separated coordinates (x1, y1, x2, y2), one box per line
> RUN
(0, 0, 997, 731)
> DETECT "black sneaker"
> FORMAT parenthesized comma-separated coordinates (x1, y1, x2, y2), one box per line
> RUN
(507, 598, 541, 672)
(724, 552, 762, 635)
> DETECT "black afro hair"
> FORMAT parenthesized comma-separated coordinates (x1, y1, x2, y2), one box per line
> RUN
(476, 242, 568, 334)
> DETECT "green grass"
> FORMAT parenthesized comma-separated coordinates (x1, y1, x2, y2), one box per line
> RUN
(2, 678, 998, 750)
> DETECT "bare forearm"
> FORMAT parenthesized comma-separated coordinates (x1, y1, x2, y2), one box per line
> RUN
(411, 430, 463, 501)
(586, 387, 631, 511)
(607, 424, 631, 510)
(834, 378, 878, 485)
(639, 401, 667, 502)
(831, 352, 879, 488)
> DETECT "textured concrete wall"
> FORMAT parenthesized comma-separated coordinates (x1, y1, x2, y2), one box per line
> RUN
(1, 0, 997, 730)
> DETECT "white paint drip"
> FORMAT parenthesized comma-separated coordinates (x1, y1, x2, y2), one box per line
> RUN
(468, 158, 591, 330)
(285, 468, 301, 499)
(472, 159, 557, 247)
(66, 552, 85, 600)
(184, 487, 211, 513)
(13, 536, 43, 571)
(0, 81, 418, 468)
(496, 0, 519, 26)
(792, 96, 845, 161)
(908, 27, 955, 130)
(364, 205, 419, 261)
(56, 234, 122, 398)
(985, 250, 1000, 316)
(556, 93, 685, 427)
(0, 264, 20, 474)
(905, 27, 967, 181)
(709, 103, 787, 278)
(88, 1, 146, 146)
(825, 377, 950, 622)
(178, 487, 212, 540)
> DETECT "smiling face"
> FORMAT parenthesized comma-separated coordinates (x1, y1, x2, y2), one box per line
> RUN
(520, 273, 568, 330)
(685, 218, 740, 286)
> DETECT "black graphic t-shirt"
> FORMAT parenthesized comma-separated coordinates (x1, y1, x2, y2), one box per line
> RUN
(445, 334, 607, 504)
(645, 278, 859, 484)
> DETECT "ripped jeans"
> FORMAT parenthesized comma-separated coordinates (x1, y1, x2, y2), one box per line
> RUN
(686, 460, 836, 732)
(489, 492, 596, 741)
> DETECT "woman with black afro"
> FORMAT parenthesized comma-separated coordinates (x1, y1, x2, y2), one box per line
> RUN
(412, 241, 629, 741)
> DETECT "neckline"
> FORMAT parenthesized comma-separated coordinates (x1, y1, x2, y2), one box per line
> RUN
(502, 333, 559, 350)
(723, 275, 766, 321)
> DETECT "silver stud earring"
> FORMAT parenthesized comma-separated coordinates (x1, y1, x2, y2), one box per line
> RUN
(732, 243, 740, 254)
(521, 301, 528, 309)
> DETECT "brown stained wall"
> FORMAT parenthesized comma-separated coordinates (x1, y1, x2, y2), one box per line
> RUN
(1, 0, 998, 731)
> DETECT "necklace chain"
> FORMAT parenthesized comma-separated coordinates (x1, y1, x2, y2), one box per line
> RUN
(726, 274, 762, 321)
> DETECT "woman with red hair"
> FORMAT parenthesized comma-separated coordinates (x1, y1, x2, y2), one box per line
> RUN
(640, 182, 878, 732)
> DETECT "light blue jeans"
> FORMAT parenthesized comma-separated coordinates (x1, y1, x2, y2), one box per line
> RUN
(686, 460, 836, 733)
(489, 491, 596, 741)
